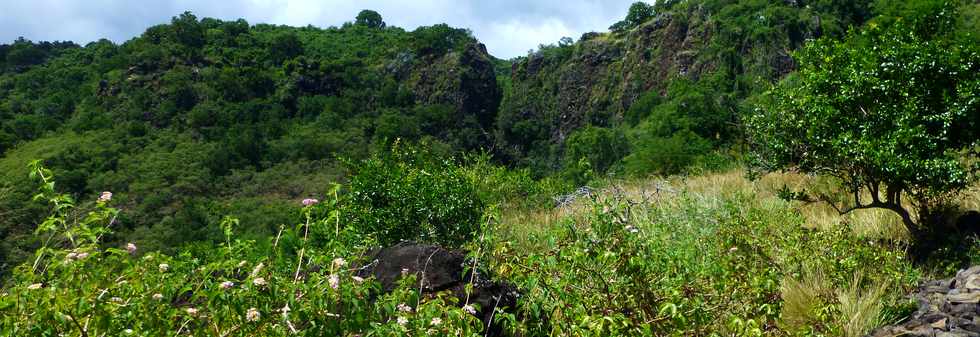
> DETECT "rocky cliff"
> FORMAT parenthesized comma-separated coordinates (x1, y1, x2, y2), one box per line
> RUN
(494, 0, 863, 165)
(407, 42, 501, 134)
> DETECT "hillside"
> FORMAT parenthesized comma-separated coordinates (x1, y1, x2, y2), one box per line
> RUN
(0, 2, 929, 270)
(0, 11, 501, 272)
(1, 1, 980, 335)
(496, 0, 873, 171)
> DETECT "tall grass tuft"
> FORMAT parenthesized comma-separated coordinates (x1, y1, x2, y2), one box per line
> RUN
(837, 273, 890, 337)
(779, 265, 831, 332)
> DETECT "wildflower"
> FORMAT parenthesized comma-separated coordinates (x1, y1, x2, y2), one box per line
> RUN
(27, 283, 42, 290)
(301, 198, 319, 206)
(126, 243, 137, 255)
(220, 281, 235, 289)
(397, 303, 413, 313)
(332, 257, 347, 269)
(352, 276, 365, 283)
(66, 252, 78, 260)
(430, 317, 442, 326)
(158, 263, 169, 272)
(98, 191, 112, 202)
(462, 304, 477, 315)
(397, 316, 408, 326)
(186, 307, 199, 316)
(253, 277, 267, 286)
(246, 307, 261, 322)
(251, 262, 265, 277)
(328, 274, 340, 290)
(152, 293, 164, 301)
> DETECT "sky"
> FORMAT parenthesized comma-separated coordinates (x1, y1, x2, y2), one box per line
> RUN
(0, 0, 650, 59)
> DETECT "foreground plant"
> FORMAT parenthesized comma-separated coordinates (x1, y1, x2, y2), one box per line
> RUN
(0, 162, 488, 336)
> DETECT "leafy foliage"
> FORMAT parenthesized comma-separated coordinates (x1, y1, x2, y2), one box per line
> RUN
(609, 2, 656, 33)
(747, 2, 980, 236)
(344, 143, 485, 248)
(0, 10, 493, 271)
(1, 163, 492, 336)
(355, 10, 386, 29)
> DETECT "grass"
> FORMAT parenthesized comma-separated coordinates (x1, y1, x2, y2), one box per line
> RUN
(4, 163, 968, 335)
(496, 168, 950, 247)
(487, 167, 927, 335)
(778, 265, 831, 333)
(837, 273, 890, 337)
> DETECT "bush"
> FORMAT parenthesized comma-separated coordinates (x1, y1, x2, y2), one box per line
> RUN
(563, 126, 629, 175)
(1, 162, 488, 336)
(344, 143, 485, 248)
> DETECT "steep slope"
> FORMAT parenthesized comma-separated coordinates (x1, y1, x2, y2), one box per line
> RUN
(496, 0, 873, 169)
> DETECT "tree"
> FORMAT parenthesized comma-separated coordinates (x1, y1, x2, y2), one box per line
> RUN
(747, 4, 980, 239)
(411, 24, 472, 56)
(609, 2, 655, 32)
(355, 10, 385, 29)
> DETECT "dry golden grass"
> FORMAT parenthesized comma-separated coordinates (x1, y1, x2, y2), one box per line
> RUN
(779, 265, 832, 332)
(499, 168, 980, 248)
(837, 273, 890, 337)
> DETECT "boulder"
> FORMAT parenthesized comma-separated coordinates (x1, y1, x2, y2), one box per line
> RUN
(356, 242, 519, 336)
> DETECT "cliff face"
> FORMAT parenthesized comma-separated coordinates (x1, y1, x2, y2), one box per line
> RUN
(408, 42, 501, 132)
(495, 1, 832, 165)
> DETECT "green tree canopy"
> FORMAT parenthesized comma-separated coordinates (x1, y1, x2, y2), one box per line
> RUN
(609, 2, 655, 32)
(355, 9, 385, 29)
(748, 3, 980, 237)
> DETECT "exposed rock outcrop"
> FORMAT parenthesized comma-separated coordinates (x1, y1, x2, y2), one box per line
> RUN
(409, 43, 500, 126)
(870, 266, 980, 337)
(495, 3, 822, 162)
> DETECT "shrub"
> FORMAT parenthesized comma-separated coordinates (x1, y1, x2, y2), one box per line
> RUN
(344, 143, 485, 248)
(1, 162, 488, 336)
(623, 129, 711, 176)
(563, 126, 629, 175)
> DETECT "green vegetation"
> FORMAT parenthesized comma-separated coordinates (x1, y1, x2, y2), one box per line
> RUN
(748, 1, 980, 241)
(2, 0, 980, 336)
(0, 10, 497, 274)
(344, 143, 485, 248)
(496, 0, 880, 178)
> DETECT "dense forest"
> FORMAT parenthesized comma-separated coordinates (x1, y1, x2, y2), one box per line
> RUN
(1, 0, 979, 335)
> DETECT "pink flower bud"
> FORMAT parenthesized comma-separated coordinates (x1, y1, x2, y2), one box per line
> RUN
(301, 198, 319, 206)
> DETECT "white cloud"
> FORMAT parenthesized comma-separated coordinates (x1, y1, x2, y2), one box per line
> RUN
(483, 19, 576, 57)
(0, 0, 649, 58)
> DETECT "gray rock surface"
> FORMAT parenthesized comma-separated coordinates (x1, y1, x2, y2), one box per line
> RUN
(870, 267, 980, 337)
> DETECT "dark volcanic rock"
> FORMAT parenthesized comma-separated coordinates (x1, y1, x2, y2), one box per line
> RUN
(356, 242, 519, 336)
(870, 266, 980, 337)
